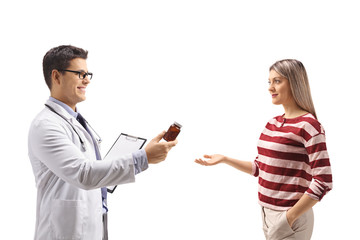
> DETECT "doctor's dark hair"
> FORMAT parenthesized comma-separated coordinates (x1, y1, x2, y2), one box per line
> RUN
(269, 59, 317, 119)
(43, 45, 88, 90)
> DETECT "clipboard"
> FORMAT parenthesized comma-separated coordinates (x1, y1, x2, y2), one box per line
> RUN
(104, 133, 147, 193)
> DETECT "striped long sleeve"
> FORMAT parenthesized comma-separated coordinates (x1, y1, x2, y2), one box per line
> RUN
(252, 113, 333, 211)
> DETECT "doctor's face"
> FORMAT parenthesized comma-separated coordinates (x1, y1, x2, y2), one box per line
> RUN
(54, 58, 90, 110)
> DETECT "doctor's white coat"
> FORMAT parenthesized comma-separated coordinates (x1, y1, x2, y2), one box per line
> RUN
(28, 100, 136, 240)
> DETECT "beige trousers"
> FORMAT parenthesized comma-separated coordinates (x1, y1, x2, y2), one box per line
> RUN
(261, 207, 314, 240)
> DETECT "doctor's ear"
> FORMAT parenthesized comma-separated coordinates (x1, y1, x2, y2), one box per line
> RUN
(51, 69, 62, 86)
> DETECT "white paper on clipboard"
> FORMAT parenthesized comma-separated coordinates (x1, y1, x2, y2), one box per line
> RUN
(104, 133, 147, 193)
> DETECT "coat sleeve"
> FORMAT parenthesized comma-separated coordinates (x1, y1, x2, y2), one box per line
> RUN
(29, 118, 136, 190)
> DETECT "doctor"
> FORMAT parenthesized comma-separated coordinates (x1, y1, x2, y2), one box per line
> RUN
(28, 45, 178, 240)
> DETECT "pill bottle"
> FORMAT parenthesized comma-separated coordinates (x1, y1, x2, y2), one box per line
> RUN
(163, 122, 182, 141)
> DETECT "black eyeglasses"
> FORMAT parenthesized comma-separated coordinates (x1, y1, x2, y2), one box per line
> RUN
(58, 69, 93, 80)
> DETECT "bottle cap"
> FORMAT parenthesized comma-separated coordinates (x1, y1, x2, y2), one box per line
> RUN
(173, 121, 182, 128)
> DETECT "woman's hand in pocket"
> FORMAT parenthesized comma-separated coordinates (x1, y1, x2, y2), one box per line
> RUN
(286, 208, 297, 227)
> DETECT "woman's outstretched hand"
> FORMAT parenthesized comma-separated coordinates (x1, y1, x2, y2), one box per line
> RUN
(194, 154, 225, 166)
(195, 154, 253, 174)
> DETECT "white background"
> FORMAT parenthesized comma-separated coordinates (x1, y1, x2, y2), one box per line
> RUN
(1, 0, 359, 239)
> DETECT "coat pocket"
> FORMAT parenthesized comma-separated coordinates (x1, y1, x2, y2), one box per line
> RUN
(50, 199, 85, 240)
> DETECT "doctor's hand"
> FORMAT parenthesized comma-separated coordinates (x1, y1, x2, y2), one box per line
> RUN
(145, 131, 178, 164)
(195, 154, 225, 166)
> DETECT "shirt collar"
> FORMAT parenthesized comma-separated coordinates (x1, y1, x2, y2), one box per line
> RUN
(49, 97, 79, 119)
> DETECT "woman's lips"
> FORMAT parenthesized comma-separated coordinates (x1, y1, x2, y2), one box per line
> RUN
(272, 94, 278, 98)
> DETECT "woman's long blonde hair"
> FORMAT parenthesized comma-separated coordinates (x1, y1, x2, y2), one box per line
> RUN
(270, 59, 317, 119)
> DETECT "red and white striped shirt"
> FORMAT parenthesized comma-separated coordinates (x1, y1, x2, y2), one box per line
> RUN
(252, 113, 333, 211)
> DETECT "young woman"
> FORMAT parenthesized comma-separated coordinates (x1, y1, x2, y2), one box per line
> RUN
(195, 59, 333, 240)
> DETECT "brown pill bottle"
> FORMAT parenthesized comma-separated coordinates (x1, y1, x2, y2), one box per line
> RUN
(163, 122, 182, 141)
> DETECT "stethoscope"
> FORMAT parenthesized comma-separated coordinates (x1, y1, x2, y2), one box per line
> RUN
(45, 104, 102, 151)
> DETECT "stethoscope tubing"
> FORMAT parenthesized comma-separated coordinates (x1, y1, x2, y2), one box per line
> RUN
(44, 104, 101, 151)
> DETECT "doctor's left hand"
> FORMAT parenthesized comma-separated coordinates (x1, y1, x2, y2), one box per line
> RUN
(145, 131, 178, 164)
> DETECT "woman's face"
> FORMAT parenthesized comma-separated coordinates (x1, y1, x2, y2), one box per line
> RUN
(268, 69, 294, 106)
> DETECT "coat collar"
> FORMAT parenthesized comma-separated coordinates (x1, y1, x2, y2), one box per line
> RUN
(44, 99, 81, 127)
(44, 99, 95, 147)
(49, 97, 78, 118)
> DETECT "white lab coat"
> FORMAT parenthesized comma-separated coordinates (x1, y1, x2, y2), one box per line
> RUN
(28, 100, 136, 240)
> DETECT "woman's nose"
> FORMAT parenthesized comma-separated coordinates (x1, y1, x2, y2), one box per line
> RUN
(268, 84, 275, 92)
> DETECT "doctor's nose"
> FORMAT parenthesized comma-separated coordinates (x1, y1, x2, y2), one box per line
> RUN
(82, 77, 90, 85)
